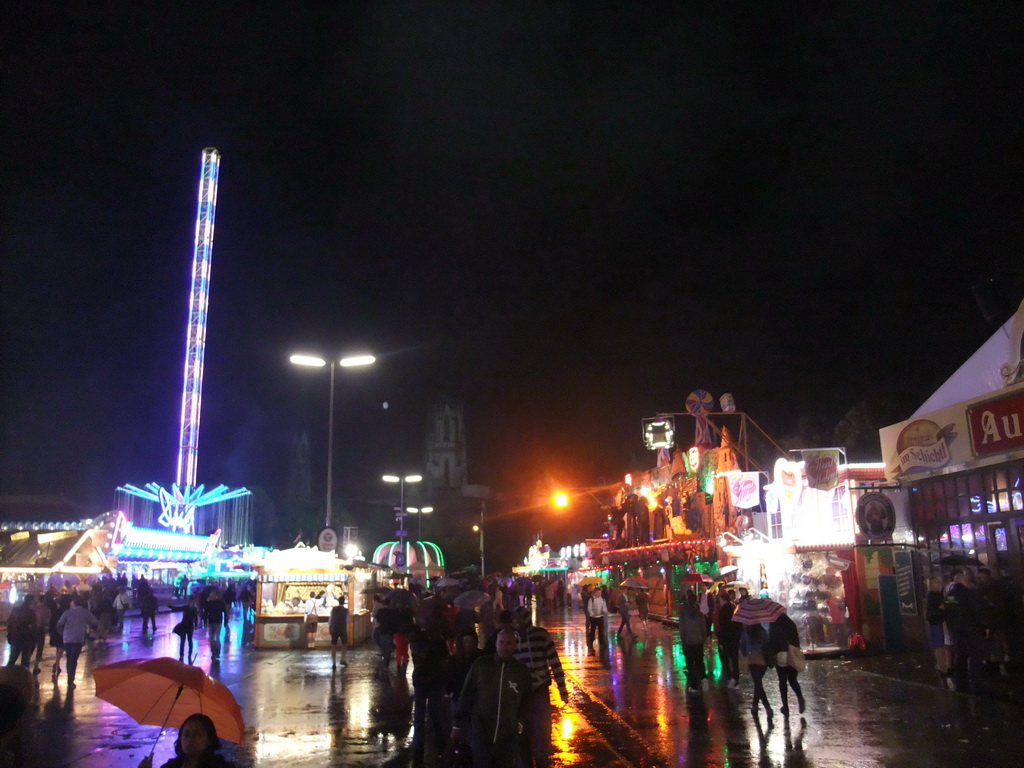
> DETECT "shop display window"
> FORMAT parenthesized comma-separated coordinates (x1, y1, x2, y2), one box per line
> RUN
(974, 524, 987, 545)
(949, 524, 963, 548)
(995, 527, 1008, 552)
(939, 529, 950, 547)
(776, 552, 849, 652)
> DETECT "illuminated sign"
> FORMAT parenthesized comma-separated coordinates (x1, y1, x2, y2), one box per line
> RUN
(643, 417, 675, 450)
(688, 447, 700, 472)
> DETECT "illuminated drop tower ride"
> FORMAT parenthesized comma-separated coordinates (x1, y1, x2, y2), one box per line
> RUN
(118, 149, 251, 543)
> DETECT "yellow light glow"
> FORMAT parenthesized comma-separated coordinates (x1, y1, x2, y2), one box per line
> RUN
(561, 714, 574, 739)
(553, 492, 569, 508)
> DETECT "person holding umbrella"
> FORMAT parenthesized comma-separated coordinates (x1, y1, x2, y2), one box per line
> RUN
(769, 612, 806, 716)
(734, 595, 787, 724)
(136, 713, 234, 768)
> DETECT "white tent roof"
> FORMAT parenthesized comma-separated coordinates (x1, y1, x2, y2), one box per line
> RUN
(913, 298, 1024, 417)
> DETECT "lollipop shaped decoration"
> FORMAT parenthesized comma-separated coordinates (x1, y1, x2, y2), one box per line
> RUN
(686, 389, 716, 447)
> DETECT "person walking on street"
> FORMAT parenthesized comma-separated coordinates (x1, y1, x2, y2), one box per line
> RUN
(679, 591, 708, 692)
(586, 588, 609, 654)
(204, 589, 229, 660)
(372, 595, 398, 671)
(453, 628, 533, 768)
(740, 622, 774, 725)
(511, 607, 570, 768)
(944, 569, 986, 692)
(177, 595, 200, 663)
(925, 576, 952, 686)
(581, 586, 594, 647)
(139, 588, 158, 635)
(410, 609, 451, 765)
(769, 612, 805, 716)
(716, 590, 741, 688)
(616, 591, 634, 638)
(49, 595, 70, 682)
(635, 588, 650, 633)
(113, 587, 131, 632)
(55, 597, 98, 689)
(5, 596, 37, 668)
(31, 596, 51, 675)
(329, 598, 349, 669)
(303, 592, 321, 648)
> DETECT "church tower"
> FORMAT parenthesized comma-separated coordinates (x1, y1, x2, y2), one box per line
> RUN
(425, 402, 468, 494)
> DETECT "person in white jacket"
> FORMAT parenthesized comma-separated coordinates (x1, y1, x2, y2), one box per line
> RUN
(55, 598, 98, 689)
(586, 588, 609, 653)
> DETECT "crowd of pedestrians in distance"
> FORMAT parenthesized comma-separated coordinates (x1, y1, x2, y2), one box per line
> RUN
(369, 574, 572, 768)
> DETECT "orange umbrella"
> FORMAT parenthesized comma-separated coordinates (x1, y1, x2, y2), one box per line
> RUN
(93, 657, 244, 744)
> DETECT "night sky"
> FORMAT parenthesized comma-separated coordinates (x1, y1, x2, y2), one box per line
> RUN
(3, 5, 1024, 558)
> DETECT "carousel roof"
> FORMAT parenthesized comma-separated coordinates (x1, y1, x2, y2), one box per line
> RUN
(372, 540, 445, 568)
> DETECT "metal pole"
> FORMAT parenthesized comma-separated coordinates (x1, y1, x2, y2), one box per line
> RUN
(399, 479, 405, 568)
(480, 501, 486, 575)
(325, 361, 336, 528)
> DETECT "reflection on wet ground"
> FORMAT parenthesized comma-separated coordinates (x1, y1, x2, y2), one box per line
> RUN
(9, 605, 1024, 767)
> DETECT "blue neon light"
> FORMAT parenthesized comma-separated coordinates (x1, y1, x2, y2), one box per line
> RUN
(177, 149, 220, 490)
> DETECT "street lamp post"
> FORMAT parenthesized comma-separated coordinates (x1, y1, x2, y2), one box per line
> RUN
(382, 474, 422, 570)
(473, 501, 486, 575)
(290, 352, 375, 528)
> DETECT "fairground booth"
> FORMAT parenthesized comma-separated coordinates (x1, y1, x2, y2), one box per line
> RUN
(253, 545, 379, 649)
(107, 511, 219, 587)
(573, 393, 912, 655)
(880, 296, 1024, 656)
(0, 520, 112, 617)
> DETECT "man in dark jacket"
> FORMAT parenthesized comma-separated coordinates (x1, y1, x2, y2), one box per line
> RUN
(453, 628, 533, 768)
(5, 596, 37, 668)
(410, 612, 450, 765)
(945, 570, 986, 692)
(512, 607, 569, 768)
(204, 589, 229, 659)
(716, 590, 741, 688)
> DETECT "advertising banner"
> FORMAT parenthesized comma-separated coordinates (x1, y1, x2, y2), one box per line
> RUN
(804, 450, 841, 491)
(726, 472, 761, 509)
(968, 388, 1024, 457)
(879, 401, 970, 481)
(880, 382, 1024, 481)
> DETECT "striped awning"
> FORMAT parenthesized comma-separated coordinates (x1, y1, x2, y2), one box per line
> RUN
(259, 572, 353, 583)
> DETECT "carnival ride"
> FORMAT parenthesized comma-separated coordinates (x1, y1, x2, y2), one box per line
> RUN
(117, 149, 251, 544)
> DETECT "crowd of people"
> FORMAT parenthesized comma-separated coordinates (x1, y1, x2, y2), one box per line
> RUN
(371, 577, 570, 768)
(925, 566, 1018, 693)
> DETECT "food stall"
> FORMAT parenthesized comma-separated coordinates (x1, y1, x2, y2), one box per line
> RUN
(254, 545, 380, 649)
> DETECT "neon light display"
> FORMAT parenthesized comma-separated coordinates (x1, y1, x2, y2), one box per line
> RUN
(372, 541, 445, 569)
(109, 510, 217, 562)
(177, 148, 219, 492)
(118, 149, 250, 536)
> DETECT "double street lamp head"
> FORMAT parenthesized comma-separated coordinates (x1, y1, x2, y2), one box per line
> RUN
(383, 474, 422, 484)
(290, 353, 376, 368)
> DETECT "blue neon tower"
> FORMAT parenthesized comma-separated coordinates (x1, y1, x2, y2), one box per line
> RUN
(118, 149, 251, 542)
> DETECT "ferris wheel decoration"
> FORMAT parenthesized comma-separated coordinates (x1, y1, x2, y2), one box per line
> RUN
(686, 389, 715, 448)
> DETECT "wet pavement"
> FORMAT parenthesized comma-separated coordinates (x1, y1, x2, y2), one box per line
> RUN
(6, 606, 1024, 767)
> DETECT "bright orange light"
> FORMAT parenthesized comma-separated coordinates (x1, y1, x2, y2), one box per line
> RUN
(553, 492, 569, 508)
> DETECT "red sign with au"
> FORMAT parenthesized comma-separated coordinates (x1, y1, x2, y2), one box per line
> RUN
(968, 389, 1024, 457)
